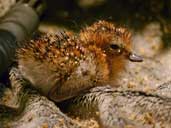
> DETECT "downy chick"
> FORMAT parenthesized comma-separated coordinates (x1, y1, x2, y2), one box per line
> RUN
(17, 20, 142, 102)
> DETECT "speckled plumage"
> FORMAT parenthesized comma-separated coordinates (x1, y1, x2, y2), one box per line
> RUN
(17, 20, 137, 102)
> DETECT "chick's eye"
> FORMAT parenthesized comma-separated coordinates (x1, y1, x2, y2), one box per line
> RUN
(109, 44, 123, 55)
(110, 44, 120, 49)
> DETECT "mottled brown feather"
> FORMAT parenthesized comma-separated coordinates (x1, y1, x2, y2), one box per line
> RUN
(17, 20, 134, 102)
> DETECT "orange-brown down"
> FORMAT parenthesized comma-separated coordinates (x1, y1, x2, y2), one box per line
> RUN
(17, 20, 142, 102)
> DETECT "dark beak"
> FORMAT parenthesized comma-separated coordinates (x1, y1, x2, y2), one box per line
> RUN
(128, 53, 143, 62)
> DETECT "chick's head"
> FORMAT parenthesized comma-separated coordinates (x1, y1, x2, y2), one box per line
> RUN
(80, 20, 142, 62)
(80, 20, 143, 80)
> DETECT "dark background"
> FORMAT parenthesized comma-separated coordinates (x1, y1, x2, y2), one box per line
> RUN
(42, 0, 171, 47)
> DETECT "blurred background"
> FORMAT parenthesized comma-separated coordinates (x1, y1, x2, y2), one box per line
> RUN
(38, 0, 171, 48)
(0, 0, 171, 51)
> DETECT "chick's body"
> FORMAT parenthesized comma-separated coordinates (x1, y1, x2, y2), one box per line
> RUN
(17, 21, 136, 102)
(18, 32, 109, 102)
